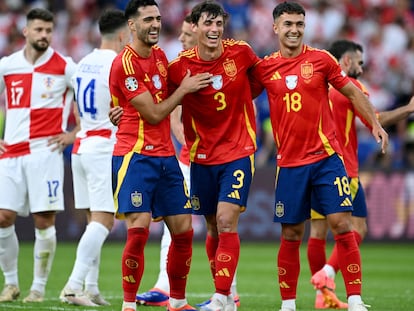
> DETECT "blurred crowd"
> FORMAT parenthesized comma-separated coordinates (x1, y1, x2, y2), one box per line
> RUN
(1, 0, 414, 169)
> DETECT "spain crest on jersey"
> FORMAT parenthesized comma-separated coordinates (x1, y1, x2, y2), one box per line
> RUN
(131, 191, 142, 208)
(301, 62, 313, 79)
(223, 59, 237, 77)
(156, 60, 167, 77)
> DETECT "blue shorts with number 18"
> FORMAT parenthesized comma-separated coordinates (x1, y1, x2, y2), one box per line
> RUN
(274, 153, 353, 224)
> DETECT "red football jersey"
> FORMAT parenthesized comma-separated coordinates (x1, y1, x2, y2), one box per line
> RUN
(252, 45, 350, 167)
(168, 39, 260, 165)
(329, 77, 371, 177)
(110, 45, 175, 156)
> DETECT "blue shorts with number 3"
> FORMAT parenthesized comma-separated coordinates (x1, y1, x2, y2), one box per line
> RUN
(190, 155, 254, 216)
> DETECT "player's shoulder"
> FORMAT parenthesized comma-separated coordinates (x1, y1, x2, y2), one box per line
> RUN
(0, 49, 24, 66)
(304, 45, 337, 63)
(222, 38, 254, 51)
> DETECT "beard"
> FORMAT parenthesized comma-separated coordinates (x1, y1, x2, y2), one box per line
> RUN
(31, 40, 49, 52)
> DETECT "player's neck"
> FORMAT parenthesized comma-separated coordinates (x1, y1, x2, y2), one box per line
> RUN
(23, 45, 46, 64)
(280, 44, 303, 58)
(196, 43, 223, 61)
(130, 40, 153, 58)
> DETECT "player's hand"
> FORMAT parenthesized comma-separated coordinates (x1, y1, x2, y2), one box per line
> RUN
(180, 70, 212, 93)
(109, 106, 123, 126)
(0, 139, 7, 155)
(48, 132, 76, 153)
(372, 124, 389, 154)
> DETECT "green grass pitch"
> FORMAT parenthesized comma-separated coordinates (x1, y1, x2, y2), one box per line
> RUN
(0, 241, 413, 310)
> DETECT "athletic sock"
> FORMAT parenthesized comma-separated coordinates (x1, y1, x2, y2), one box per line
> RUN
(31, 226, 56, 294)
(122, 227, 149, 302)
(214, 232, 240, 296)
(0, 225, 19, 286)
(167, 229, 193, 299)
(335, 232, 362, 297)
(307, 237, 326, 275)
(278, 238, 301, 300)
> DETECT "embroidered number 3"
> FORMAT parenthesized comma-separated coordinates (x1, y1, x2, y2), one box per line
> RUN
(283, 92, 302, 112)
(214, 92, 227, 111)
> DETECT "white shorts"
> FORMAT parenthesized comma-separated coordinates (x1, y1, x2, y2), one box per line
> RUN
(71, 152, 114, 213)
(0, 151, 64, 216)
(178, 160, 190, 191)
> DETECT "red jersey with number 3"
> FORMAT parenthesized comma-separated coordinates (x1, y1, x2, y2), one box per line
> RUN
(168, 39, 260, 165)
(252, 45, 350, 167)
(109, 45, 175, 156)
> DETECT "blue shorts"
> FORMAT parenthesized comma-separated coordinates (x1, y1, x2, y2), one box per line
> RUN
(112, 154, 191, 220)
(274, 154, 353, 224)
(311, 177, 367, 219)
(190, 155, 254, 216)
(349, 177, 367, 218)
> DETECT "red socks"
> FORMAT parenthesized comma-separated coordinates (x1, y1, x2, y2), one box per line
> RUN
(278, 238, 301, 300)
(334, 231, 362, 297)
(214, 232, 240, 296)
(122, 227, 149, 302)
(167, 229, 194, 299)
(307, 237, 326, 275)
(205, 234, 219, 278)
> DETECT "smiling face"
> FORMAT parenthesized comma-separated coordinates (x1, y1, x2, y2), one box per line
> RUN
(273, 12, 305, 57)
(192, 12, 224, 51)
(129, 5, 161, 47)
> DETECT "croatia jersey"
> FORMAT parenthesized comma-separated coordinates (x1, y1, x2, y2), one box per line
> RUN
(252, 45, 350, 167)
(329, 77, 371, 177)
(168, 39, 260, 165)
(72, 49, 117, 154)
(0, 47, 76, 158)
(109, 45, 174, 156)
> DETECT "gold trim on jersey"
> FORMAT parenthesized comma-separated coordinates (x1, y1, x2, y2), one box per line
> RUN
(132, 118, 145, 153)
(244, 103, 257, 150)
(318, 117, 335, 156)
(122, 48, 135, 75)
(114, 151, 134, 220)
(345, 109, 354, 146)
(189, 118, 200, 162)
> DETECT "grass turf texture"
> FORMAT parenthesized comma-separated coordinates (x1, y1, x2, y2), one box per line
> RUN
(0, 241, 412, 310)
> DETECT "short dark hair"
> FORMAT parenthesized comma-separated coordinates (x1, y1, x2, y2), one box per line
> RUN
(190, 0, 228, 25)
(184, 14, 192, 24)
(328, 40, 363, 61)
(272, 1, 305, 20)
(26, 8, 54, 24)
(99, 9, 127, 35)
(124, 0, 159, 19)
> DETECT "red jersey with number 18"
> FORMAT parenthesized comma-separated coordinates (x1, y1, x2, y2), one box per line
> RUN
(252, 45, 350, 167)
(168, 39, 260, 165)
(109, 45, 175, 156)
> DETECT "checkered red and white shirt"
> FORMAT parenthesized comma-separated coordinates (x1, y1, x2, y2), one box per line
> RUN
(0, 47, 76, 158)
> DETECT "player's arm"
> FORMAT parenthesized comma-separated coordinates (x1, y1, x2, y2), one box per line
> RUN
(378, 95, 414, 127)
(48, 103, 80, 152)
(339, 81, 389, 153)
(170, 105, 185, 145)
(130, 70, 211, 125)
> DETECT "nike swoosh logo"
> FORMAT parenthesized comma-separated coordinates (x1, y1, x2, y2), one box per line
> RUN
(11, 80, 23, 87)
